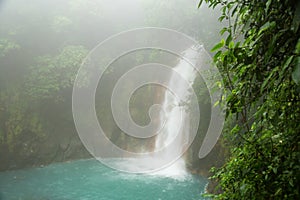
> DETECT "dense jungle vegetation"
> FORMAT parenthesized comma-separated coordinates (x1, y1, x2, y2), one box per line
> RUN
(199, 0, 300, 199)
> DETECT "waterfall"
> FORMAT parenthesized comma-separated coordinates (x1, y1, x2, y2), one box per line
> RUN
(153, 45, 202, 178)
(103, 45, 203, 179)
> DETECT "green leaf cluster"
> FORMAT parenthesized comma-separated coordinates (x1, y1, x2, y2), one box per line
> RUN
(199, 0, 300, 199)
(26, 45, 88, 100)
(0, 39, 20, 57)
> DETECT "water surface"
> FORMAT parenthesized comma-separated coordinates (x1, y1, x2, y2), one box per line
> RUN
(0, 159, 208, 200)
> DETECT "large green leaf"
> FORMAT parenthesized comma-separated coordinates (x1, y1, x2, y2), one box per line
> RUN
(211, 39, 225, 52)
(198, 0, 204, 8)
(292, 57, 300, 85)
(258, 21, 276, 35)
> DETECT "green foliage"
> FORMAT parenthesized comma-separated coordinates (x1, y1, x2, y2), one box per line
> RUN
(51, 16, 73, 33)
(199, 0, 300, 199)
(0, 90, 45, 153)
(0, 39, 20, 57)
(27, 45, 88, 100)
(0, 44, 88, 169)
(292, 39, 300, 85)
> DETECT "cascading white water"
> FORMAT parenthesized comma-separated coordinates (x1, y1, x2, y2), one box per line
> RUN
(153, 45, 202, 178)
(107, 45, 203, 179)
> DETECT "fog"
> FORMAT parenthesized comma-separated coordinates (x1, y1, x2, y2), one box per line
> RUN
(0, 0, 224, 174)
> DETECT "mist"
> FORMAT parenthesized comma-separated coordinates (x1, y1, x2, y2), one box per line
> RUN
(0, 0, 225, 199)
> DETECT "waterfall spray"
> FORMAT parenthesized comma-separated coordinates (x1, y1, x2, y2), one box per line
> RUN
(153, 45, 202, 178)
